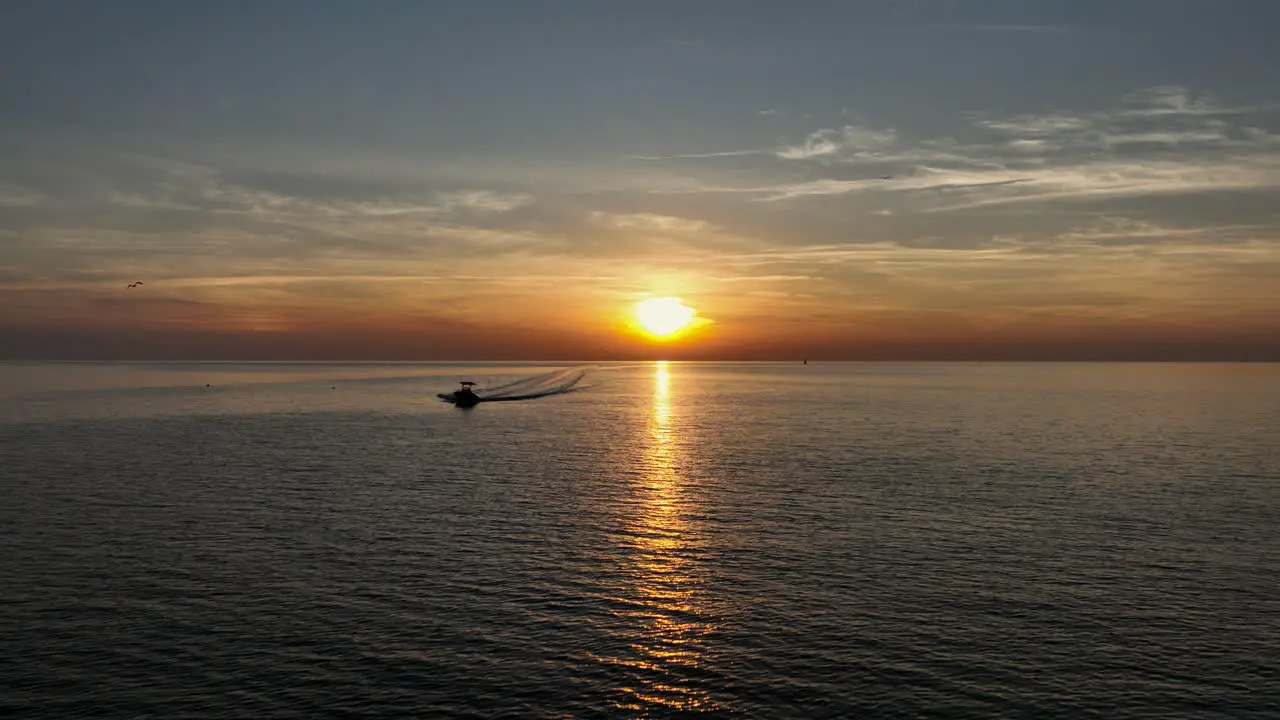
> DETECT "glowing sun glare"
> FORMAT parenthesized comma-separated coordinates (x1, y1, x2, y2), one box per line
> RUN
(635, 297, 697, 340)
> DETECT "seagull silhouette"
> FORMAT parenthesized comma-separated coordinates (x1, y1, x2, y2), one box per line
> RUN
(127, 281, 143, 288)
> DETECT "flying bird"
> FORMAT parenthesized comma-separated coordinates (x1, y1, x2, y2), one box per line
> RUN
(127, 281, 143, 288)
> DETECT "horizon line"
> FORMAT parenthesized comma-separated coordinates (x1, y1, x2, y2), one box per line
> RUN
(3, 358, 1276, 364)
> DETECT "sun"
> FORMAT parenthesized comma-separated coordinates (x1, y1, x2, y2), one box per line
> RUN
(634, 297, 698, 340)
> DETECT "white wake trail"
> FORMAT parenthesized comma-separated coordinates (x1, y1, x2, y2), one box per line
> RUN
(437, 367, 590, 405)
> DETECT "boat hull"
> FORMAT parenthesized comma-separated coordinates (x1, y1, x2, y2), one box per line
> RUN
(439, 391, 481, 408)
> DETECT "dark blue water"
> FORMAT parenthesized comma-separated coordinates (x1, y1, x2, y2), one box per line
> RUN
(2, 362, 1277, 718)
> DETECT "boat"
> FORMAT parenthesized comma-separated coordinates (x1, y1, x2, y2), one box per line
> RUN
(450, 381, 481, 408)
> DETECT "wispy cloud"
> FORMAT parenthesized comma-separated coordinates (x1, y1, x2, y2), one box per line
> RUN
(1118, 85, 1253, 118)
(1055, 217, 1263, 244)
(638, 85, 1280, 211)
(707, 230, 1279, 323)
(710, 274, 813, 283)
(633, 86, 1268, 185)
(775, 125, 899, 160)
(977, 114, 1094, 136)
(627, 149, 768, 161)
(970, 86, 1265, 159)
(0, 184, 46, 207)
(628, 125, 900, 164)
(432, 190, 532, 214)
(915, 157, 1280, 213)
(588, 211, 713, 233)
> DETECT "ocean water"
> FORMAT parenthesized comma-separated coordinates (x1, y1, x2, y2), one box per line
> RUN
(1, 361, 1277, 719)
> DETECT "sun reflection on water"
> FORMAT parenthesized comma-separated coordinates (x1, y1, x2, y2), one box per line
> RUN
(604, 360, 719, 714)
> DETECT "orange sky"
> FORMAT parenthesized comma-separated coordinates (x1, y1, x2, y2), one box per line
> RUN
(3, 222, 1278, 359)
(3, 280, 1277, 361)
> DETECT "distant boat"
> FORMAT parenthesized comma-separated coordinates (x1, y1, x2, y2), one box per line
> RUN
(803, 359, 808, 365)
(439, 381, 481, 408)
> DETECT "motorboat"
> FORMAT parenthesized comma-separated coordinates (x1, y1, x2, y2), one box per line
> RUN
(448, 381, 481, 408)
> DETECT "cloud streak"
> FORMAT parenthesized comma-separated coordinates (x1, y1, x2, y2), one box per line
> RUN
(775, 125, 899, 160)
(634, 85, 1280, 212)
(626, 149, 769, 161)
(0, 184, 45, 207)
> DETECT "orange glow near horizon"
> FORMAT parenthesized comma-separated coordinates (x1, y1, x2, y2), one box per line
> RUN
(4, 268, 1278, 361)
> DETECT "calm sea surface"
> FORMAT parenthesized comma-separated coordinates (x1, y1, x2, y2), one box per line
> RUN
(2, 361, 1277, 719)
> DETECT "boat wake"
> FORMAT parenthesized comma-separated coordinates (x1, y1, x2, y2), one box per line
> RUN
(437, 367, 589, 405)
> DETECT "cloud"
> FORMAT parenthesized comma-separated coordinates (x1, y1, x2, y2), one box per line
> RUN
(0, 184, 45, 207)
(1118, 85, 1252, 118)
(148, 177, 529, 220)
(2, 146, 771, 294)
(710, 274, 813, 283)
(0, 151, 569, 293)
(627, 149, 768, 161)
(646, 167, 1031, 202)
(627, 124, 900, 164)
(642, 85, 1280, 211)
(52, 160, 553, 258)
(588, 211, 713, 233)
(915, 156, 1280, 212)
(977, 114, 1094, 136)
(704, 229, 1279, 328)
(971, 85, 1265, 157)
(55, 273, 622, 291)
(1055, 217, 1262, 245)
(775, 125, 898, 160)
(431, 190, 532, 214)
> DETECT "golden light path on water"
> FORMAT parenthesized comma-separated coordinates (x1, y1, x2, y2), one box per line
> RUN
(607, 360, 719, 714)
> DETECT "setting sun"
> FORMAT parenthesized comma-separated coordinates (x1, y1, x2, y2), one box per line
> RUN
(635, 297, 697, 340)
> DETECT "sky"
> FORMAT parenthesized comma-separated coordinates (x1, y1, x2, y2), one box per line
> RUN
(2, 0, 1278, 360)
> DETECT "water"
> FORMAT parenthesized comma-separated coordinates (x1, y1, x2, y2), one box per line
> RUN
(2, 361, 1277, 718)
